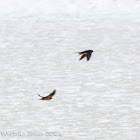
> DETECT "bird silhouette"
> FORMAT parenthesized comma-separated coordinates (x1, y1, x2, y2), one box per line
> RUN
(38, 90, 56, 100)
(78, 50, 93, 61)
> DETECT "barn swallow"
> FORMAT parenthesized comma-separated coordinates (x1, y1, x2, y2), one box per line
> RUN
(38, 90, 56, 100)
(78, 50, 93, 61)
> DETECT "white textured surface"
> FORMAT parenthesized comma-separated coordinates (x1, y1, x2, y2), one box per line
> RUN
(0, 0, 139, 140)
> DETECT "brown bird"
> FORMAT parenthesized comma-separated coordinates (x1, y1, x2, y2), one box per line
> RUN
(38, 90, 56, 100)
(78, 50, 93, 61)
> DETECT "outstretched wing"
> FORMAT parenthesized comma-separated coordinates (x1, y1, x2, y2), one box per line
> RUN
(79, 54, 87, 60)
(86, 52, 92, 61)
(48, 90, 56, 98)
(80, 50, 92, 54)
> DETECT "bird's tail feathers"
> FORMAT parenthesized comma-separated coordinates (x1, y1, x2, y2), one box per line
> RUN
(38, 94, 43, 97)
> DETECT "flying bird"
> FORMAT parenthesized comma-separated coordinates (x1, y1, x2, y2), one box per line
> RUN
(78, 50, 93, 61)
(38, 90, 56, 100)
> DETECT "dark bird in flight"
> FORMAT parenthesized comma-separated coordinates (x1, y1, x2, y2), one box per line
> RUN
(78, 50, 93, 61)
(38, 90, 56, 100)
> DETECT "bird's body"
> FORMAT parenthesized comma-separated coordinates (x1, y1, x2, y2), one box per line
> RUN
(78, 50, 93, 61)
(38, 90, 56, 100)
